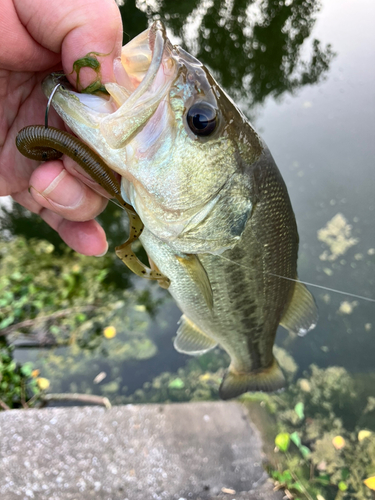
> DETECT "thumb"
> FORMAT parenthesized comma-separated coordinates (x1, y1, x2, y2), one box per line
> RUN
(15, 0, 123, 86)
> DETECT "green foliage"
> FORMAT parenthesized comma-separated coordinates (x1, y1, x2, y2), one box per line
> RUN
(0, 237, 114, 331)
(275, 433, 291, 452)
(263, 365, 375, 500)
(294, 402, 305, 421)
(0, 236, 165, 405)
(168, 378, 185, 390)
(0, 342, 42, 409)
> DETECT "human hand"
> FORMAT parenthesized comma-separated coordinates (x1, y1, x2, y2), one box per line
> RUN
(0, 0, 123, 255)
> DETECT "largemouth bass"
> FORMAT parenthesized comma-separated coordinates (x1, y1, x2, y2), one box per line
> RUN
(41, 21, 318, 399)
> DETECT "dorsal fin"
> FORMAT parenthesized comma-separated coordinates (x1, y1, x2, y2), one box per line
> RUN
(280, 280, 318, 336)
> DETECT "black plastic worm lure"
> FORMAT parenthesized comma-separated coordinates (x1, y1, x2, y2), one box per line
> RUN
(15, 125, 170, 286)
(16, 125, 133, 213)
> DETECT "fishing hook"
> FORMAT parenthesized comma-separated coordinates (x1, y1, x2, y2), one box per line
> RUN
(45, 83, 61, 129)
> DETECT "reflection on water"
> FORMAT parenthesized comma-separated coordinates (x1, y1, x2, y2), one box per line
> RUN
(131, 0, 335, 113)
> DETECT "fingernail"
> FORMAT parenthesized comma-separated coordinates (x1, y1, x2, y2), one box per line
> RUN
(94, 242, 109, 257)
(42, 169, 84, 209)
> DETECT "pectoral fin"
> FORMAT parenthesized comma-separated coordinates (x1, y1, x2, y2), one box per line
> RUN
(174, 315, 217, 355)
(219, 358, 286, 400)
(280, 280, 318, 336)
(176, 254, 213, 310)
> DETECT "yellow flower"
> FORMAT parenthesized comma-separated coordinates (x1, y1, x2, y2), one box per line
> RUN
(332, 435, 345, 450)
(31, 369, 40, 378)
(103, 326, 116, 339)
(364, 476, 375, 490)
(36, 377, 50, 390)
(358, 430, 372, 442)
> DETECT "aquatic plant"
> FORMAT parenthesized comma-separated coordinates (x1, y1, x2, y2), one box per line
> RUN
(0, 236, 164, 402)
(255, 364, 375, 500)
(0, 342, 44, 409)
(118, 349, 229, 405)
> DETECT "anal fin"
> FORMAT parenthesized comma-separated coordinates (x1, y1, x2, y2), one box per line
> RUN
(219, 358, 286, 400)
(174, 315, 217, 355)
(280, 280, 318, 336)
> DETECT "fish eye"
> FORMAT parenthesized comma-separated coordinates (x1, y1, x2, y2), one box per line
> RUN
(187, 102, 217, 136)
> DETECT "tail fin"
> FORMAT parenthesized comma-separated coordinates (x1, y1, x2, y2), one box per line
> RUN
(219, 358, 286, 400)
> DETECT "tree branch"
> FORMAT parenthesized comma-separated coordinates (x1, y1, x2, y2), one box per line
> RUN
(0, 306, 96, 336)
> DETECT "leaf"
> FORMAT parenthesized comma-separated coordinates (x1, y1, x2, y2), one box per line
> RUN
(291, 481, 303, 492)
(338, 481, 348, 491)
(280, 470, 292, 482)
(20, 363, 33, 377)
(341, 468, 350, 480)
(76, 313, 87, 323)
(275, 433, 290, 452)
(103, 326, 116, 339)
(299, 445, 311, 459)
(0, 315, 15, 329)
(7, 361, 16, 372)
(10, 271, 22, 281)
(364, 476, 375, 490)
(294, 401, 305, 420)
(358, 430, 372, 441)
(50, 325, 60, 335)
(290, 431, 301, 448)
(168, 378, 185, 389)
(316, 474, 330, 486)
(332, 435, 346, 450)
(36, 377, 50, 390)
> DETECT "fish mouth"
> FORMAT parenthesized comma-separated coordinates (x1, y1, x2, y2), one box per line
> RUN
(42, 21, 176, 173)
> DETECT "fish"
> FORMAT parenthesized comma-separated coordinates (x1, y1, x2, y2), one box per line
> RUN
(41, 21, 318, 399)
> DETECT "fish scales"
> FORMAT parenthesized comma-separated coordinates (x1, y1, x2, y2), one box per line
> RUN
(39, 20, 318, 399)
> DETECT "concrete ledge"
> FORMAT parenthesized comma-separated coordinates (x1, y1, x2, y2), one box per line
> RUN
(0, 402, 281, 500)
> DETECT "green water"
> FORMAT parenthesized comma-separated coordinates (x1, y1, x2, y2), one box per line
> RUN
(1, 0, 374, 402)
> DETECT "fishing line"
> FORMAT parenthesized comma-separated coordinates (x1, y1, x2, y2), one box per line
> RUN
(41, 81, 375, 303)
(268, 274, 375, 303)
(217, 254, 375, 303)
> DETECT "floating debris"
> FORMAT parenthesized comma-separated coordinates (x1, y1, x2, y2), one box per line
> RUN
(93, 372, 107, 384)
(318, 213, 358, 261)
(332, 435, 346, 450)
(364, 476, 375, 490)
(36, 377, 50, 390)
(221, 487, 236, 494)
(103, 326, 116, 339)
(338, 301, 358, 315)
(358, 430, 372, 442)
